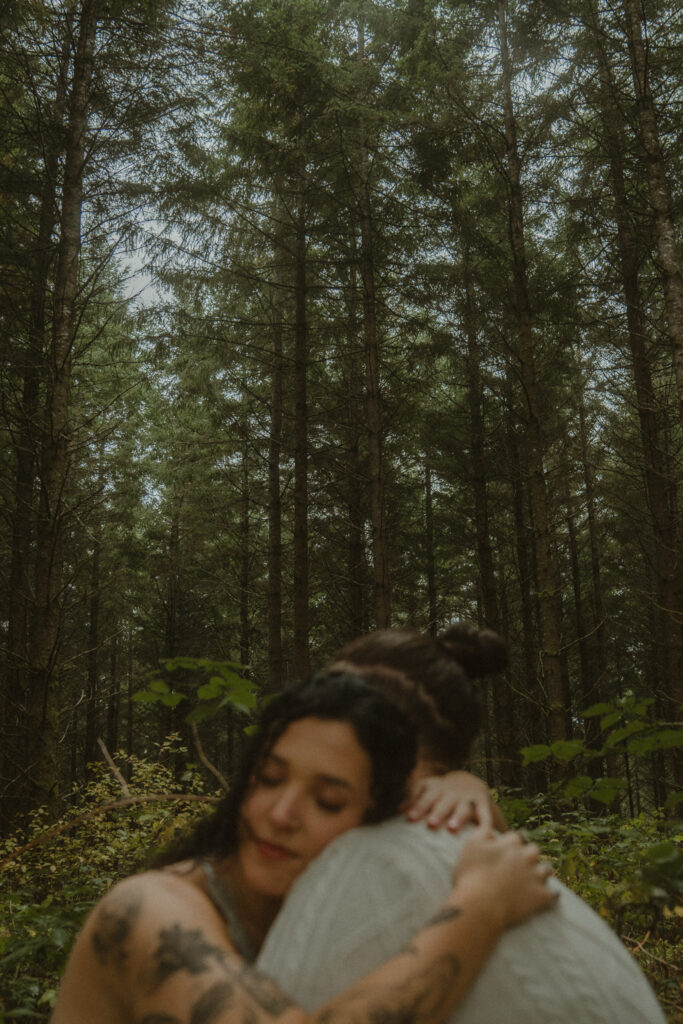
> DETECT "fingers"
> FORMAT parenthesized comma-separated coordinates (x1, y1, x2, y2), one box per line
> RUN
(404, 780, 434, 821)
(447, 798, 493, 833)
(405, 780, 496, 831)
(426, 793, 468, 829)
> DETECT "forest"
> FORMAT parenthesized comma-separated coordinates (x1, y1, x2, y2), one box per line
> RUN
(0, 0, 681, 1019)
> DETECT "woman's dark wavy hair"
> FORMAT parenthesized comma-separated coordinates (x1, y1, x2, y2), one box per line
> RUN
(335, 622, 508, 770)
(154, 668, 418, 866)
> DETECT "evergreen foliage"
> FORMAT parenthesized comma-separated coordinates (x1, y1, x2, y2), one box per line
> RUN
(0, 0, 681, 1015)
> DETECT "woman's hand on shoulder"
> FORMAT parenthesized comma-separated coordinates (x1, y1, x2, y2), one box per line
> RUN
(452, 826, 557, 930)
(403, 770, 508, 832)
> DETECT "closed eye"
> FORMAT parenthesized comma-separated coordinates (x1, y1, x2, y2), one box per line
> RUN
(315, 797, 347, 813)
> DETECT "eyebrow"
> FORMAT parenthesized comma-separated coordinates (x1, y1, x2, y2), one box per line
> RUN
(266, 753, 355, 792)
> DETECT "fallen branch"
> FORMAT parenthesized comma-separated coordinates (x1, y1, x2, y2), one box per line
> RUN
(191, 723, 230, 793)
(623, 934, 680, 971)
(97, 737, 131, 796)
(0, 793, 220, 870)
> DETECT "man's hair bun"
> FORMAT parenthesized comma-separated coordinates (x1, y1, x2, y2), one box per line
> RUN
(437, 622, 508, 679)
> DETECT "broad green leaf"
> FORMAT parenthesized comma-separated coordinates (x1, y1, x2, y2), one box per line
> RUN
(564, 775, 593, 799)
(186, 700, 220, 724)
(149, 678, 170, 694)
(197, 680, 222, 700)
(550, 739, 585, 762)
(581, 702, 614, 718)
(628, 729, 683, 755)
(132, 690, 160, 703)
(160, 692, 184, 708)
(642, 842, 682, 866)
(591, 777, 627, 805)
(625, 697, 654, 716)
(521, 744, 551, 765)
(600, 711, 622, 732)
(603, 721, 645, 748)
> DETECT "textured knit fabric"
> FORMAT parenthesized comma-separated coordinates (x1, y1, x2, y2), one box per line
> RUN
(257, 818, 666, 1023)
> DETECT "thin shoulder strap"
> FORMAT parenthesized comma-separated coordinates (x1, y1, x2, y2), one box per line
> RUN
(202, 861, 257, 963)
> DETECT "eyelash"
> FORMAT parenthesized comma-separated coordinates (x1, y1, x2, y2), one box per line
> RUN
(316, 799, 345, 813)
(256, 773, 345, 813)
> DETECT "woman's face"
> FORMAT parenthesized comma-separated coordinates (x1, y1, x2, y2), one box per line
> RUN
(237, 716, 374, 899)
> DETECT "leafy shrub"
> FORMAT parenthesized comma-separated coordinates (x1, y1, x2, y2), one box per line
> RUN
(498, 697, 682, 1023)
(0, 746, 215, 1021)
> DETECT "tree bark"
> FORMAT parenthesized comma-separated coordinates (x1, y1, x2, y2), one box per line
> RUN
(424, 455, 437, 636)
(345, 264, 366, 638)
(497, 0, 565, 743)
(22, 0, 98, 823)
(589, 3, 683, 733)
(239, 434, 250, 673)
(106, 634, 120, 757)
(358, 21, 391, 630)
(293, 206, 310, 681)
(267, 265, 284, 693)
(620, 0, 683, 433)
(463, 264, 499, 632)
(84, 531, 101, 775)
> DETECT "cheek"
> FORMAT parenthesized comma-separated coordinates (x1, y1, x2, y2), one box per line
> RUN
(309, 808, 366, 857)
(239, 788, 267, 832)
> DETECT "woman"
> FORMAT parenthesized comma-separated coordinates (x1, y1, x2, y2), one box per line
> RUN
(257, 628, 667, 1023)
(51, 668, 555, 1024)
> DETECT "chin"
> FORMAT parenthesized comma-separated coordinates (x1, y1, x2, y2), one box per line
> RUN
(241, 854, 301, 901)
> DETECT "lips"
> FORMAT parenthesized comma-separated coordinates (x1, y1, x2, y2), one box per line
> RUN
(254, 838, 297, 861)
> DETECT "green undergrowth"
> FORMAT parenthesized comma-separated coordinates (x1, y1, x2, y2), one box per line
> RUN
(1, 747, 681, 1021)
(498, 795, 682, 1021)
(0, 743, 213, 1022)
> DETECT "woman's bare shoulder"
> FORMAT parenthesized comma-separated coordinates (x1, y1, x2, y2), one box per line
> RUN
(52, 866, 230, 1024)
(83, 865, 215, 962)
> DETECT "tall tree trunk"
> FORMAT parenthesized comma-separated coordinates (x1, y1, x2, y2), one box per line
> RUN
(590, 6, 683, 738)
(620, 0, 683, 432)
(345, 265, 365, 638)
(22, 1, 98, 823)
(463, 264, 499, 631)
(498, 0, 565, 743)
(577, 382, 607, 706)
(424, 455, 437, 636)
(358, 22, 390, 629)
(239, 435, 250, 672)
(293, 206, 310, 681)
(84, 530, 101, 775)
(106, 634, 120, 756)
(563, 472, 590, 711)
(267, 270, 284, 692)
(463, 264, 517, 784)
(4, 8, 70, 721)
(504, 374, 547, 793)
(3, 131, 62, 832)
(126, 627, 134, 779)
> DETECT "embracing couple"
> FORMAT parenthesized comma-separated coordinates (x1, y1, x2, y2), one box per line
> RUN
(52, 624, 665, 1024)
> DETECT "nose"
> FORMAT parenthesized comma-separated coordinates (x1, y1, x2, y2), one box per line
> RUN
(268, 785, 302, 829)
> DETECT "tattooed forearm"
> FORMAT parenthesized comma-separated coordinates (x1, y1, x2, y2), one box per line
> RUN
(234, 965, 295, 1016)
(318, 953, 462, 1024)
(424, 906, 462, 929)
(91, 892, 142, 971)
(146, 921, 294, 1019)
(189, 981, 235, 1024)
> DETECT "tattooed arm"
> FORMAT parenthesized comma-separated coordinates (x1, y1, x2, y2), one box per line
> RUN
(51, 829, 554, 1024)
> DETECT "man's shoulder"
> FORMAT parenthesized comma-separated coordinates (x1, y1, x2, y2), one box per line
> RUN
(321, 816, 468, 867)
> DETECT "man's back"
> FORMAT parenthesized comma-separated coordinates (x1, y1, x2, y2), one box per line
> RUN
(258, 818, 665, 1023)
